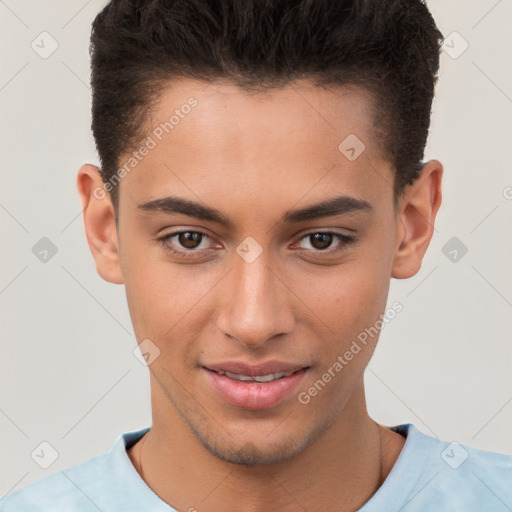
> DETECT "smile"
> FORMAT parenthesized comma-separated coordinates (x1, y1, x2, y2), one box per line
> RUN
(203, 366, 309, 410)
(214, 370, 297, 382)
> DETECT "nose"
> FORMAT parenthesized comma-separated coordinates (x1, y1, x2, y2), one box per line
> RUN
(216, 249, 294, 349)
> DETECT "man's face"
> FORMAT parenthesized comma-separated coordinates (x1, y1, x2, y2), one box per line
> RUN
(116, 79, 400, 465)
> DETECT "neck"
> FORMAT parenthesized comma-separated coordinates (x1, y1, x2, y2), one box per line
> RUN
(128, 379, 403, 512)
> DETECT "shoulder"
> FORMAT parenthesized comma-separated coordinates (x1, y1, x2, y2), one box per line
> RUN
(383, 423, 512, 510)
(409, 426, 512, 511)
(0, 454, 110, 511)
(0, 426, 164, 512)
(0, 428, 147, 512)
(433, 436, 512, 505)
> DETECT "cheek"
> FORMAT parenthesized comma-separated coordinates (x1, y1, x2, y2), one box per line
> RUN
(294, 240, 393, 375)
(305, 261, 389, 332)
(295, 264, 389, 410)
(122, 246, 218, 345)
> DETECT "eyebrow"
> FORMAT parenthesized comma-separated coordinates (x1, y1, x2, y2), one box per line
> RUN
(137, 194, 372, 228)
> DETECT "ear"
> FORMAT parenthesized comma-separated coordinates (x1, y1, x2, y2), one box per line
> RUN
(76, 164, 124, 284)
(391, 160, 443, 279)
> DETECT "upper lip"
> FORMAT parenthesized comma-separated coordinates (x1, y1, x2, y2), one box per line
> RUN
(203, 361, 309, 376)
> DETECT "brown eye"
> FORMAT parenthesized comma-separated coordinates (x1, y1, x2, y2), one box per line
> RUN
(178, 231, 203, 249)
(157, 230, 214, 258)
(295, 231, 356, 254)
(309, 233, 334, 250)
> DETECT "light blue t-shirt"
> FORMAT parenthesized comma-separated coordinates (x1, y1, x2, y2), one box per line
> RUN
(1, 423, 511, 511)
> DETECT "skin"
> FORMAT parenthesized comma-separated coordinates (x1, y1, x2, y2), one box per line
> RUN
(77, 78, 442, 512)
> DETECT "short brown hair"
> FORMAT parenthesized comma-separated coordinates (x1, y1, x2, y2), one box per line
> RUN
(90, 0, 444, 210)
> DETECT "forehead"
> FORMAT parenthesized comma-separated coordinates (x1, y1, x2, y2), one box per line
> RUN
(120, 78, 393, 213)
(147, 78, 379, 152)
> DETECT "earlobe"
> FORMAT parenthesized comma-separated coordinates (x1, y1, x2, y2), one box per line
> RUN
(391, 160, 443, 279)
(76, 164, 124, 284)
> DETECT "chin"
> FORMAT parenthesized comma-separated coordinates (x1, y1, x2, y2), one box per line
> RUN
(199, 435, 307, 466)
(187, 415, 328, 467)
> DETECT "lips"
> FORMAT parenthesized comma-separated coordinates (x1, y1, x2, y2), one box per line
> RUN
(202, 361, 310, 410)
(204, 361, 307, 376)
(217, 369, 296, 382)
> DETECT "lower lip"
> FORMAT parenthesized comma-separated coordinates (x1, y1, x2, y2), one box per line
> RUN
(203, 367, 308, 410)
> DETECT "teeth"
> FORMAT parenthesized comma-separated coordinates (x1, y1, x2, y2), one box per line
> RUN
(220, 370, 295, 382)
(253, 373, 286, 382)
(224, 371, 254, 381)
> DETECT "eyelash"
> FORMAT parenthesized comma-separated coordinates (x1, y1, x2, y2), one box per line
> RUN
(156, 230, 356, 260)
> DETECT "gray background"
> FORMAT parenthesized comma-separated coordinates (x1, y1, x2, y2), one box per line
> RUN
(1, 0, 511, 496)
